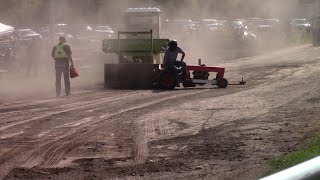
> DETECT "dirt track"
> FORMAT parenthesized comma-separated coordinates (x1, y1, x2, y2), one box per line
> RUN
(2, 45, 320, 179)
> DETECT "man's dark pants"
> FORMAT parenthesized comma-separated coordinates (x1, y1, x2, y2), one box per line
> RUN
(55, 60, 70, 96)
(166, 60, 187, 80)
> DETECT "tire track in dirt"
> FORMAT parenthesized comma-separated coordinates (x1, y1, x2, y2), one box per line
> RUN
(32, 83, 252, 178)
(131, 111, 176, 165)
(25, 90, 214, 167)
(0, 90, 118, 112)
(21, 85, 249, 168)
(0, 90, 145, 125)
(0, 90, 135, 119)
(0, 91, 143, 131)
(1, 89, 228, 178)
(0, 62, 301, 178)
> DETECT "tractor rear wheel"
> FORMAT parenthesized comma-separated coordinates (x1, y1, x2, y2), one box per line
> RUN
(217, 78, 228, 88)
(159, 71, 176, 90)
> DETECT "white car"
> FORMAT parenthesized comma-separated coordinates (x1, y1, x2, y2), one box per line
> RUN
(16, 29, 42, 40)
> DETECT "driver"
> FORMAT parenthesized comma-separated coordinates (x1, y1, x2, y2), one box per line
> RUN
(163, 40, 186, 84)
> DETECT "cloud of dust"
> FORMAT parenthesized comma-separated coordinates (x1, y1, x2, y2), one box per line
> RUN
(0, 0, 311, 98)
(0, 0, 150, 98)
(151, 0, 305, 65)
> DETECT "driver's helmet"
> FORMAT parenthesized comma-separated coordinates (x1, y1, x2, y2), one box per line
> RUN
(168, 40, 177, 51)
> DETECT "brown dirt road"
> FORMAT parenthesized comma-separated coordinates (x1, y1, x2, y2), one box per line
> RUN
(2, 45, 320, 179)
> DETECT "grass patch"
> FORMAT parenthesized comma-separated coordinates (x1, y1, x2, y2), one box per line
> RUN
(291, 31, 312, 44)
(263, 134, 320, 177)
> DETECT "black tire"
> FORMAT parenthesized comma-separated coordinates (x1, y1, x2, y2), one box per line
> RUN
(159, 71, 176, 90)
(217, 78, 228, 88)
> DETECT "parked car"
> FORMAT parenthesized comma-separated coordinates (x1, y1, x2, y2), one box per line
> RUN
(35, 24, 82, 39)
(245, 18, 281, 39)
(259, 19, 280, 32)
(225, 20, 248, 38)
(217, 19, 256, 44)
(291, 19, 311, 32)
(198, 19, 220, 32)
(16, 29, 42, 41)
(0, 23, 15, 64)
(33, 25, 50, 39)
(163, 19, 198, 36)
(55, 32, 73, 39)
(91, 25, 114, 38)
(0, 45, 14, 64)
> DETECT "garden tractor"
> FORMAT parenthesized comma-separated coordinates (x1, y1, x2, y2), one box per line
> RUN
(102, 8, 245, 89)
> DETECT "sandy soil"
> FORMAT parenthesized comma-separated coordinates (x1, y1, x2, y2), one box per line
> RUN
(1, 45, 320, 179)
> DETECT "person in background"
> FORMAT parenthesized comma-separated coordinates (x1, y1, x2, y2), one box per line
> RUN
(26, 39, 39, 76)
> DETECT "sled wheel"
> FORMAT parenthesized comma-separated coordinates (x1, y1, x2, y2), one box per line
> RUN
(217, 78, 228, 88)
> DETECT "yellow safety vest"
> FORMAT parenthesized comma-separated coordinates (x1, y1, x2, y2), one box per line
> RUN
(54, 43, 68, 59)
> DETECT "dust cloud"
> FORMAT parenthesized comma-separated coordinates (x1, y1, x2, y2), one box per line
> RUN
(0, 0, 308, 99)
(155, 0, 303, 64)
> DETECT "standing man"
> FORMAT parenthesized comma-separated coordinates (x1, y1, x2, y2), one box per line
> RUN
(52, 36, 74, 97)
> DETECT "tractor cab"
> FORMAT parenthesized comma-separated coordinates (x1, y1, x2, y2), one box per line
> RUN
(103, 7, 169, 88)
(124, 8, 161, 39)
(102, 7, 168, 64)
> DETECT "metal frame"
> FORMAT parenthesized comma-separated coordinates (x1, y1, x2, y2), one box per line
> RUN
(192, 79, 218, 85)
(160, 64, 226, 78)
(186, 65, 225, 78)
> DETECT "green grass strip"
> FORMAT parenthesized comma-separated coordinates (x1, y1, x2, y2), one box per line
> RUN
(291, 32, 312, 44)
(264, 134, 320, 176)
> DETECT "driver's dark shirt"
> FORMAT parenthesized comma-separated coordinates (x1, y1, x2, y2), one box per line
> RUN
(164, 47, 184, 63)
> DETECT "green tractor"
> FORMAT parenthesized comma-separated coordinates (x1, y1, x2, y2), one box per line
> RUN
(102, 8, 169, 88)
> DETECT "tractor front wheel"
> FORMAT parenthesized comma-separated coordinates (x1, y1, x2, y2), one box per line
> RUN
(159, 71, 176, 90)
(217, 78, 228, 88)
